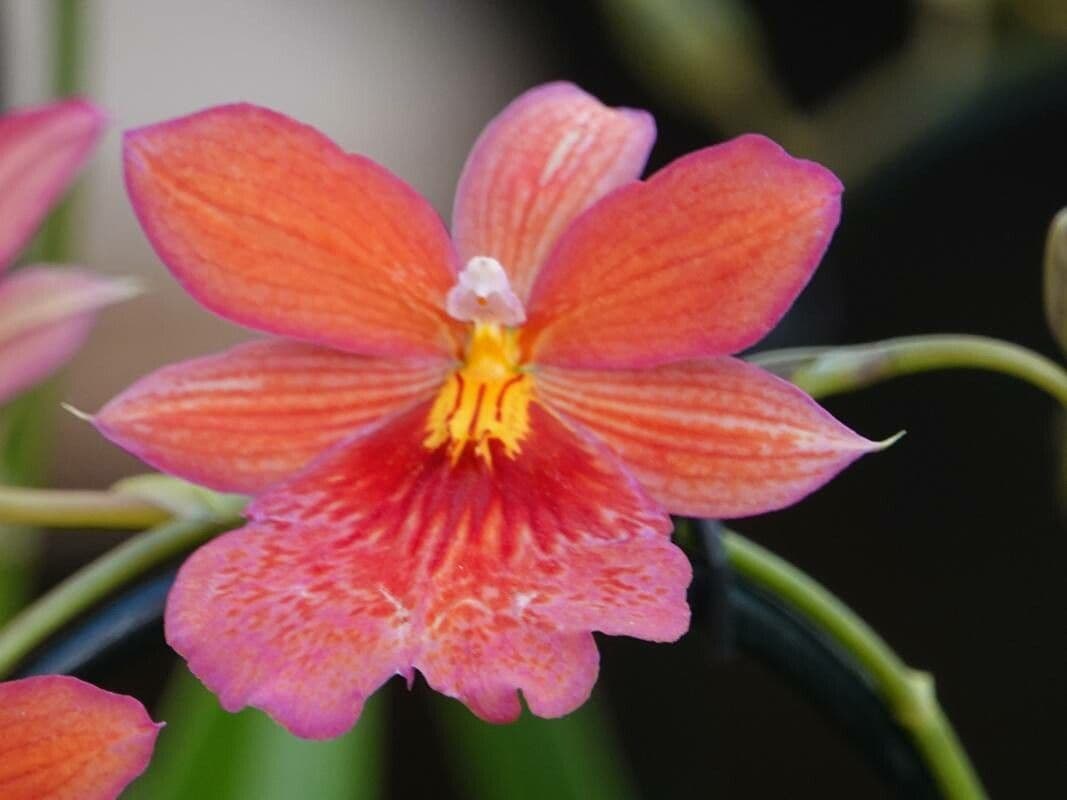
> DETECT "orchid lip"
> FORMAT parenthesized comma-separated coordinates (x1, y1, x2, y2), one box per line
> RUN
(445, 256, 526, 327)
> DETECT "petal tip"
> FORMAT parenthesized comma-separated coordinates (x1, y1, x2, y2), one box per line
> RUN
(718, 134, 844, 206)
(61, 401, 95, 423)
(57, 96, 108, 134)
(872, 429, 907, 451)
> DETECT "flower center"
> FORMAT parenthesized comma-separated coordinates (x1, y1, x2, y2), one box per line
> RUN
(425, 258, 533, 466)
(444, 256, 526, 326)
(424, 322, 532, 465)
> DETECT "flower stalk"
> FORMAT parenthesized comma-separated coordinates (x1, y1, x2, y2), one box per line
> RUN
(752, 334, 1067, 405)
(0, 514, 240, 679)
(0, 485, 172, 530)
(721, 529, 987, 800)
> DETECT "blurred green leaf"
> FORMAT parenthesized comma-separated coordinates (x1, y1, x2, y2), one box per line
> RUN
(1044, 207, 1067, 354)
(437, 694, 639, 800)
(0, 0, 90, 622)
(599, 0, 787, 135)
(0, 388, 55, 623)
(126, 665, 383, 800)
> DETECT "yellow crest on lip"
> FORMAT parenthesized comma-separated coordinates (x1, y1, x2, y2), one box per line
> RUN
(424, 323, 532, 465)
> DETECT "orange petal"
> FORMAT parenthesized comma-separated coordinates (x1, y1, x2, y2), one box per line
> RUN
(524, 135, 842, 368)
(96, 339, 450, 493)
(535, 357, 881, 518)
(452, 82, 654, 301)
(0, 675, 159, 800)
(125, 104, 462, 358)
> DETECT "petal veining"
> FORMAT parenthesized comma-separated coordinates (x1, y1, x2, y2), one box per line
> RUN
(0, 675, 159, 800)
(535, 357, 882, 517)
(124, 104, 462, 358)
(452, 82, 655, 301)
(524, 135, 842, 368)
(95, 339, 450, 493)
(167, 401, 690, 737)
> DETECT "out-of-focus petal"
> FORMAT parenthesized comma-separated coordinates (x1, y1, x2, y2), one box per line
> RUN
(0, 267, 138, 404)
(168, 401, 689, 737)
(535, 357, 882, 518)
(124, 104, 462, 359)
(0, 675, 159, 800)
(524, 135, 842, 368)
(95, 339, 450, 493)
(0, 99, 104, 272)
(452, 82, 655, 301)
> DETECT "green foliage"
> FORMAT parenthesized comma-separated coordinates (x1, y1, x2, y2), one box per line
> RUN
(1044, 208, 1067, 354)
(437, 693, 638, 800)
(126, 665, 383, 800)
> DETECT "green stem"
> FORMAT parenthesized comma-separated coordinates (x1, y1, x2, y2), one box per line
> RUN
(0, 486, 171, 529)
(721, 530, 986, 800)
(31, 0, 87, 260)
(0, 0, 88, 624)
(0, 514, 239, 678)
(751, 334, 1067, 405)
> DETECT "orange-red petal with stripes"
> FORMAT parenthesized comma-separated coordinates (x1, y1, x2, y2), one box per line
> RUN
(0, 675, 159, 800)
(523, 134, 843, 368)
(536, 357, 883, 518)
(452, 82, 654, 301)
(94, 339, 451, 493)
(165, 401, 689, 737)
(124, 104, 462, 359)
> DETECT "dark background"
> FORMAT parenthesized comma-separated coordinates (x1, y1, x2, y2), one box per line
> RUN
(10, 1, 1067, 797)
(548, 2, 1067, 797)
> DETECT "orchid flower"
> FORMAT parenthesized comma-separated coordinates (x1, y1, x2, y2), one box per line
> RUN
(0, 675, 159, 799)
(0, 99, 137, 406)
(94, 83, 886, 738)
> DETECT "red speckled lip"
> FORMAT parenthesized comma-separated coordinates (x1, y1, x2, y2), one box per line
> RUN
(166, 401, 689, 738)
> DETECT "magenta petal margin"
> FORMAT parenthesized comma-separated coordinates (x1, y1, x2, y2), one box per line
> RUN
(0, 267, 138, 404)
(0, 99, 104, 272)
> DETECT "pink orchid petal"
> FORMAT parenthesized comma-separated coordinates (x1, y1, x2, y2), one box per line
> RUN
(165, 519, 419, 739)
(95, 339, 449, 493)
(0, 267, 137, 404)
(452, 82, 655, 301)
(124, 104, 463, 359)
(0, 675, 159, 800)
(524, 134, 843, 368)
(421, 627, 600, 723)
(168, 401, 689, 737)
(535, 357, 882, 518)
(0, 99, 104, 272)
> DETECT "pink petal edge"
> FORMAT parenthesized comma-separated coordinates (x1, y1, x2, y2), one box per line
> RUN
(0, 99, 105, 272)
(0, 266, 138, 404)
